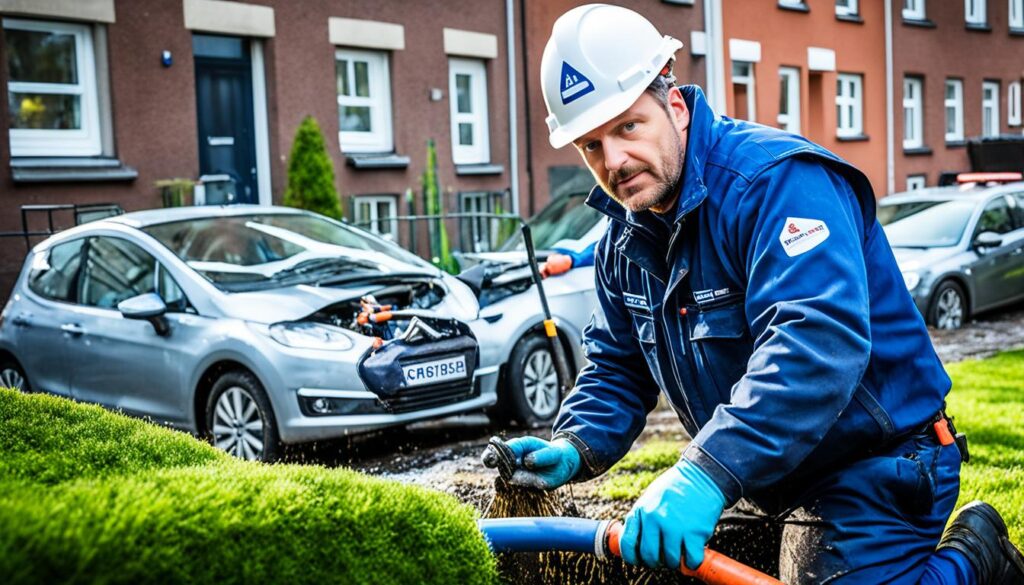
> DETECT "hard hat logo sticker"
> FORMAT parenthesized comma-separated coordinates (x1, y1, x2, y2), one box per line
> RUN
(559, 62, 594, 105)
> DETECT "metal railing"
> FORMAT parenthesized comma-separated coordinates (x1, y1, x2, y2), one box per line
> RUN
(0, 203, 125, 250)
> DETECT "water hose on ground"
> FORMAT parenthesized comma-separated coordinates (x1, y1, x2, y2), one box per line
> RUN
(478, 517, 784, 585)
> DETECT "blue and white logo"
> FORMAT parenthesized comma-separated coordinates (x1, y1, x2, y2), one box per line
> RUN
(559, 62, 594, 105)
(623, 293, 650, 312)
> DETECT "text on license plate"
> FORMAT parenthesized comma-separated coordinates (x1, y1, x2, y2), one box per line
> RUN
(402, 356, 467, 387)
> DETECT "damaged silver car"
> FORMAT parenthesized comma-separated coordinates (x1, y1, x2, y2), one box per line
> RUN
(0, 206, 496, 461)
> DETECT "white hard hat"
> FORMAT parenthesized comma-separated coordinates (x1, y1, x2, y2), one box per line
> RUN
(541, 4, 683, 149)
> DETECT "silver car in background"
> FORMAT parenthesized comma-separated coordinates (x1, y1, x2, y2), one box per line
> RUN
(879, 176, 1024, 329)
(0, 206, 497, 461)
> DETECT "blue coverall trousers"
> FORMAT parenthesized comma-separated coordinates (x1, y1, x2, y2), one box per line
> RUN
(707, 431, 962, 584)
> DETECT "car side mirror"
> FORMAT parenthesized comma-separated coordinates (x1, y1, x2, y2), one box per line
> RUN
(972, 231, 1003, 252)
(118, 293, 170, 336)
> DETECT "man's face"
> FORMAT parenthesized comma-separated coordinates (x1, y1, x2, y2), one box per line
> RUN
(573, 88, 689, 214)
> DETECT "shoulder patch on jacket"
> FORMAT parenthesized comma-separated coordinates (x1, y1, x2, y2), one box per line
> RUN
(779, 217, 830, 257)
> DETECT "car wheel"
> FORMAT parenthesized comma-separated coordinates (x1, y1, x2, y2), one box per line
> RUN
(502, 334, 563, 427)
(206, 370, 281, 462)
(0, 359, 30, 392)
(928, 280, 968, 330)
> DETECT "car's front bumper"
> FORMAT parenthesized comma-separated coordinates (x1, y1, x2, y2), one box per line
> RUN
(276, 365, 499, 443)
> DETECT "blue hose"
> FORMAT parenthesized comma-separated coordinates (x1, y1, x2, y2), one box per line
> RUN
(478, 517, 606, 555)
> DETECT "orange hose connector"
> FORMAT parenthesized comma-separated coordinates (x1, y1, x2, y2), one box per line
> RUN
(604, 520, 784, 585)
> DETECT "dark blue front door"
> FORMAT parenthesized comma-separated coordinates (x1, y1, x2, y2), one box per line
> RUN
(193, 34, 258, 204)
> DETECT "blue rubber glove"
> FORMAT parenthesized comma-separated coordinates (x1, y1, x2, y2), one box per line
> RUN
(619, 459, 726, 571)
(504, 436, 581, 490)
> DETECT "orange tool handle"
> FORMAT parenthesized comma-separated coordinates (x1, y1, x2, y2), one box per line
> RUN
(605, 521, 784, 585)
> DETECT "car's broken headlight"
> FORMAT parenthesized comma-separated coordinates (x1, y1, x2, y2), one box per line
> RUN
(268, 322, 354, 351)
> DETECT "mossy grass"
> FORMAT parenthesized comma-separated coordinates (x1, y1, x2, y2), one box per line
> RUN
(0, 388, 498, 585)
(596, 351, 1024, 545)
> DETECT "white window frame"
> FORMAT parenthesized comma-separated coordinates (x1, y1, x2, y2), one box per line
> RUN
(778, 67, 801, 134)
(836, 73, 864, 138)
(459, 191, 498, 252)
(1009, 81, 1022, 126)
(335, 48, 393, 153)
(778, 0, 806, 7)
(731, 61, 756, 122)
(903, 0, 926, 19)
(906, 175, 927, 191)
(1012, 0, 1024, 28)
(4, 18, 102, 157)
(945, 79, 965, 142)
(982, 80, 1001, 137)
(448, 57, 490, 165)
(903, 77, 924, 149)
(353, 194, 398, 240)
(965, 0, 987, 24)
(836, 0, 859, 17)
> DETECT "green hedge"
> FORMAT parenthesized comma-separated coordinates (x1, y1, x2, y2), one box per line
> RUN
(0, 389, 498, 585)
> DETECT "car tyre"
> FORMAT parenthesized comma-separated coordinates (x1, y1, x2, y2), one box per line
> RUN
(0, 359, 30, 393)
(499, 334, 563, 427)
(206, 370, 282, 462)
(928, 280, 968, 330)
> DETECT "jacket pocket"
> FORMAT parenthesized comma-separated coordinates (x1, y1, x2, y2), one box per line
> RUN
(688, 302, 752, 403)
(631, 312, 666, 390)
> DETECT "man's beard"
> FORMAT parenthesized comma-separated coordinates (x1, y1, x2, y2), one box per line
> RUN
(602, 132, 684, 214)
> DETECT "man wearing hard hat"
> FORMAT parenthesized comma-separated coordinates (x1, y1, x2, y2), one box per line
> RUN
(485, 4, 1024, 584)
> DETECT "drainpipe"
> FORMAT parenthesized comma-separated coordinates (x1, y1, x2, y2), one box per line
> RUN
(506, 0, 520, 216)
(704, 0, 727, 112)
(885, 0, 895, 195)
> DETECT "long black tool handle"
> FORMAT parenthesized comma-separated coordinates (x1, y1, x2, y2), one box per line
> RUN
(521, 224, 574, 395)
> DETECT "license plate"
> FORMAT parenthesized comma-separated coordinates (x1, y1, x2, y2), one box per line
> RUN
(402, 356, 467, 387)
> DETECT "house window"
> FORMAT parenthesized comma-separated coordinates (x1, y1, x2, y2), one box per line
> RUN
(1012, 0, 1024, 28)
(836, 0, 859, 17)
(982, 81, 1001, 137)
(448, 58, 490, 165)
(836, 73, 863, 138)
(459, 191, 502, 252)
(903, 0, 926, 19)
(965, 0, 987, 25)
(778, 0, 807, 8)
(778, 67, 801, 134)
(335, 48, 393, 153)
(731, 61, 756, 121)
(4, 18, 102, 157)
(1009, 81, 1022, 126)
(903, 77, 924, 149)
(353, 195, 398, 240)
(906, 175, 926, 191)
(945, 79, 965, 142)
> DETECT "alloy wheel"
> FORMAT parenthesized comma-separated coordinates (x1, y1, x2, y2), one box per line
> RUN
(523, 348, 559, 419)
(212, 386, 265, 460)
(0, 367, 25, 392)
(935, 288, 964, 330)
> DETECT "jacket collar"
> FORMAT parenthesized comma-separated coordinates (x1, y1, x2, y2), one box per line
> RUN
(585, 85, 717, 232)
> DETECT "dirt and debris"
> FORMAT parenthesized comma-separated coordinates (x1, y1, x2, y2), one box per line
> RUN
(929, 303, 1024, 363)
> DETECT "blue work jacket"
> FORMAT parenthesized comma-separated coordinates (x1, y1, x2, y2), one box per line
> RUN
(552, 86, 951, 507)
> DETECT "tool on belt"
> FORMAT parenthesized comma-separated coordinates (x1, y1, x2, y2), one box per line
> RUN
(480, 437, 784, 585)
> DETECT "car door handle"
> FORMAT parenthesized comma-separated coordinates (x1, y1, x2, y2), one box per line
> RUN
(60, 323, 85, 336)
(11, 314, 32, 328)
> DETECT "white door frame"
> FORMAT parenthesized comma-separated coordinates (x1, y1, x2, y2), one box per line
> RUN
(251, 40, 272, 205)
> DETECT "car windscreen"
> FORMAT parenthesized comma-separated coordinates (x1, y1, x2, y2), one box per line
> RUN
(878, 199, 976, 248)
(143, 214, 433, 291)
(500, 192, 602, 251)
